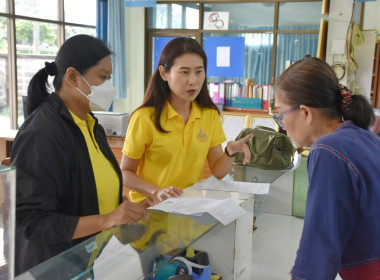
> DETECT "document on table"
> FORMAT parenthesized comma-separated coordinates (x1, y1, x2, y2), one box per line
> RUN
(148, 197, 246, 226)
(190, 178, 270, 194)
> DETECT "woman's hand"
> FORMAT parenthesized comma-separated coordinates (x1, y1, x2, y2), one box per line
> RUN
(139, 196, 157, 208)
(153, 186, 183, 202)
(226, 134, 253, 165)
(104, 200, 148, 229)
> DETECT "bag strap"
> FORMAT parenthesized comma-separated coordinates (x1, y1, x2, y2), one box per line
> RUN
(254, 126, 277, 133)
(249, 135, 276, 156)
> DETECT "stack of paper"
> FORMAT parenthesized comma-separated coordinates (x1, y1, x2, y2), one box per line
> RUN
(148, 197, 246, 226)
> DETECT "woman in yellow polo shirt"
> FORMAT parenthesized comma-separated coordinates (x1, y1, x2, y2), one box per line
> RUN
(121, 37, 252, 205)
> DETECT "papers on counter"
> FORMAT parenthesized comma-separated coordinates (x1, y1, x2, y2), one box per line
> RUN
(148, 197, 246, 226)
(93, 236, 144, 280)
(190, 178, 270, 194)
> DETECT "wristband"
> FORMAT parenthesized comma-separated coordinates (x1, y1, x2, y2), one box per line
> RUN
(224, 146, 238, 157)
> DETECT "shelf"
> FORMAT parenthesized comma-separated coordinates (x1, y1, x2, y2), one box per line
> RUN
(223, 106, 273, 115)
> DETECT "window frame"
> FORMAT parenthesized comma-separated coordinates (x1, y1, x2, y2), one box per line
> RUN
(145, 0, 364, 94)
(0, 0, 96, 129)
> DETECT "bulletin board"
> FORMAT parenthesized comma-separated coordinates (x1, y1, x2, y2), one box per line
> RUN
(153, 36, 176, 70)
(221, 112, 249, 147)
(249, 115, 278, 131)
(221, 112, 279, 148)
(203, 37, 245, 77)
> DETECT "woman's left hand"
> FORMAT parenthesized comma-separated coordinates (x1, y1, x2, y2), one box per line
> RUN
(226, 134, 253, 165)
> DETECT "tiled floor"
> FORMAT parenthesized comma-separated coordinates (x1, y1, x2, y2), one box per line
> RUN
(250, 212, 342, 280)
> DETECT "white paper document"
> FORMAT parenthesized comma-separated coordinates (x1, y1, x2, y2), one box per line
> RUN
(148, 197, 246, 226)
(191, 178, 270, 194)
(93, 236, 144, 280)
(217, 46, 230, 67)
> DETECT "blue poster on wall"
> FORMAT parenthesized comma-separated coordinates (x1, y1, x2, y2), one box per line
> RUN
(153, 37, 176, 71)
(124, 0, 156, 8)
(204, 37, 245, 77)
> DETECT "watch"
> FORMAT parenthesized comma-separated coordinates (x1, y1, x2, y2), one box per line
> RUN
(224, 146, 238, 157)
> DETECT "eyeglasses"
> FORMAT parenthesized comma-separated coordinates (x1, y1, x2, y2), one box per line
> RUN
(272, 106, 299, 129)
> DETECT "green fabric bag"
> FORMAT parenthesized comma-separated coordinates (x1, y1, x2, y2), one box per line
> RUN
(234, 126, 296, 170)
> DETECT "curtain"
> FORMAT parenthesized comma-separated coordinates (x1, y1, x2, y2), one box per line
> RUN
(205, 26, 319, 86)
(275, 26, 319, 80)
(107, 0, 127, 100)
(96, 0, 108, 41)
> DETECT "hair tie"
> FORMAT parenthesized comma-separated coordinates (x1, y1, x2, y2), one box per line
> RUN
(338, 84, 353, 111)
(44, 61, 57, 76)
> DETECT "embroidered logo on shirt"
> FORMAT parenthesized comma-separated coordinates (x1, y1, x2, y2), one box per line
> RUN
(196, 128, 208, 143)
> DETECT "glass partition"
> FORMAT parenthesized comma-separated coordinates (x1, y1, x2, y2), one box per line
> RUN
(231, 165, 285, 184)
(275, 32, 319, 79)
(278, 2, 322, 30)
(0, 166, 16, 280)
(15, 212, 218, 280)
(203, 2, 274, 30)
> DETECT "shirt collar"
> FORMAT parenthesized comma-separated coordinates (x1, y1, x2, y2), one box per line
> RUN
(164, 101, 201, 121)
(68, 109, 95, 131)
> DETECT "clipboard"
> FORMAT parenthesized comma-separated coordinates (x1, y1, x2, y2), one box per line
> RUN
(221, 112, 279, 148)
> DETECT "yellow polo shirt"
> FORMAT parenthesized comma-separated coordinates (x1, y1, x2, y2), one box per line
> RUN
(70, 110, 119, 214)
(123, 101, 226, 203)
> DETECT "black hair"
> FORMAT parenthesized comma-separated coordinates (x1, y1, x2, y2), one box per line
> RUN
(275, 57, 374, 129)
(26, 34, 112, 114)
(135, 37, 218, 133)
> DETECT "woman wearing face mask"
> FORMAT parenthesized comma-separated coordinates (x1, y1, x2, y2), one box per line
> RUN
(120, 37, 252, 205)
(11, 34, 147, 275)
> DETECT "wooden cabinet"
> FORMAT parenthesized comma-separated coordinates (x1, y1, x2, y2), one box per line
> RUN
(106, 136, 124, 164)
(0, 130, 17, 161)
(371, 41, 380, 107)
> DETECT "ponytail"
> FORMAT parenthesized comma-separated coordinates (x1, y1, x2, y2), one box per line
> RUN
(276, 57, 375, 130)
(342, 94, 374, 130)
(25, 34, 112, 115)
(26, 67, 50, 115)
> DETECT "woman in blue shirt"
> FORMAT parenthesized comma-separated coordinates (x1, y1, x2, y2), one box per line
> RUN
(273, 57, 380, 280)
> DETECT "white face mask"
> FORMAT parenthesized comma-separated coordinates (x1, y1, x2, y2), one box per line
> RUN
(76, 73, 116, 111)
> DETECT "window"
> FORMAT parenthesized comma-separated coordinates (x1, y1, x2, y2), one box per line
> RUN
(0, 0, 6, 13)
(149, 3, 199, 29)
(146, 1, 326, 109)
(0, 0, 96, 130)
(147, 1, 365, 89)
(0, 17, 8, 130)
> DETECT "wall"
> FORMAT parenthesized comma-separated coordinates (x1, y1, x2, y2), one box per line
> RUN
(121, 1, 380, 113)
(363, 0, 380, 33)
(325, 0, 380, 101)
(113, 7, 145, 113)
